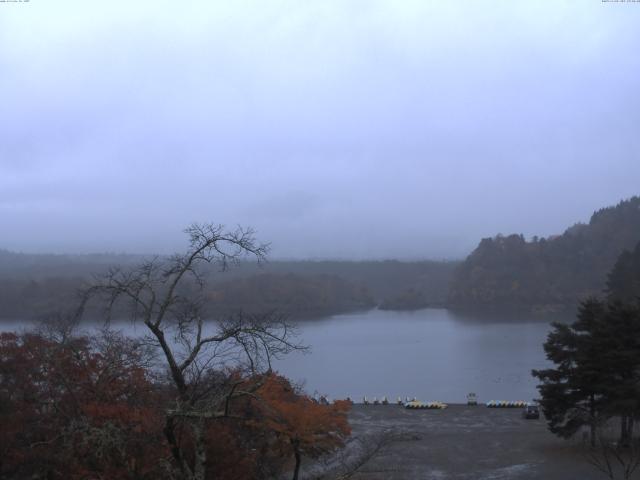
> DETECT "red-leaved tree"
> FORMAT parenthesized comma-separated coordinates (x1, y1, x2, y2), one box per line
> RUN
(0, 330, 165, 479)
(254, 374, 351, 480)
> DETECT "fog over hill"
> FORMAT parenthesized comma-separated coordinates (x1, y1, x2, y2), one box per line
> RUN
(449, 196, 640, 310)
(0, 249, 457, 320)
(2, 195, 639, 318)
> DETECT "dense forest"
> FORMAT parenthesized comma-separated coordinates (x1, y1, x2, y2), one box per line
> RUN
(448, 196, 640, 310)
(206, 273, 375, 319)
(0, 250, 457, 320)
(3, 196, 638, 319)
(607, 240, 640, 304)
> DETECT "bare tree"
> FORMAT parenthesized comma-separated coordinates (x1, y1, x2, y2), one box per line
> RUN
(35, 310, 81, 345)
(586, 429, 640, 480)
(79, 223, 304, 480)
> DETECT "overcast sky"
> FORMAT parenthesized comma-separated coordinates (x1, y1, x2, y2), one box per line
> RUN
(1, 1, 639, 259)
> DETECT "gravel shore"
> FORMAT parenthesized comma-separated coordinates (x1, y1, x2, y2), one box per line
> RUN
(343, 404, 606, 480)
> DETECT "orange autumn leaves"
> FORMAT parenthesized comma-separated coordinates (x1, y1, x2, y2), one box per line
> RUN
(0, 332, 352, 480)
(257, 375, 351, 454)
(0, 332, 165, 479)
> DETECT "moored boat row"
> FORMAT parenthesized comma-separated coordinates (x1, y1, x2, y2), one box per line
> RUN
(405, 400, 448, 410)
(486, 400, 527, 408)
(341, 396, 532, 408)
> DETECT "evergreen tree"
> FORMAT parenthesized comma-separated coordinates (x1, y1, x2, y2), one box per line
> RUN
(597, 301, 640, 446)
(532, 299, 609, 446)
(607, 241, 640, 304)
(533, 298, 640, 446)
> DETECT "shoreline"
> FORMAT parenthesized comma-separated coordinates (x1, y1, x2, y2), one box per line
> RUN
(325, 404, 605, 479)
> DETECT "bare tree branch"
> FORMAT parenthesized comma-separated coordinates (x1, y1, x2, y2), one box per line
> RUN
(78, 223, 302, 480)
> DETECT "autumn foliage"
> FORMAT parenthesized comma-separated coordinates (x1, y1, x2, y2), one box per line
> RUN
(0, 331, 165, 479)
(2, 224, 352, 479)
(0, 331, 351, 480)
(255, 375, 351, 479)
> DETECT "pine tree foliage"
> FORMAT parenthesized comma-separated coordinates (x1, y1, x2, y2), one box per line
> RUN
(533, 298, 640, 446)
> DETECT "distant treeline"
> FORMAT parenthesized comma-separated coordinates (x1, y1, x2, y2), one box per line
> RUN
(448, 196, 640, 310)
(204, 259, 458, 305)
(6, 196, 637, 318)
(0, 251, 458, 320)
(206, 273, 375, 319)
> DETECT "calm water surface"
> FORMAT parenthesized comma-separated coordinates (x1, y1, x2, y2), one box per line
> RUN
(2, 308, 567, 404)
(274, 308, 565, 404)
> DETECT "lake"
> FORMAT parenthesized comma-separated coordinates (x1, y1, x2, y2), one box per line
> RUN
(1, 307, 568, 404)
(274, 308, 564, 404)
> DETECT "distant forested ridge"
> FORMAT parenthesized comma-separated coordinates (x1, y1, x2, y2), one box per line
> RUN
(448, 196, 640, 310)
(206, 273, 375, 319)
(217, 259, 458, 307)
(0, 251, 457, 320)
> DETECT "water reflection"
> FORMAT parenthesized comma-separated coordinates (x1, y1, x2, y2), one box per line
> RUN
(1, 308, 565, 404)
(274, 308, 562, 403)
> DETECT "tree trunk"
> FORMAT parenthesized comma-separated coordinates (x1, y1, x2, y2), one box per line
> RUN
(620, 416, 631, 447)
(192, 419, 207, 480)
(292, 442, 301, 480)
(590, 395, 597, 448)
(164, 416, 193, 479)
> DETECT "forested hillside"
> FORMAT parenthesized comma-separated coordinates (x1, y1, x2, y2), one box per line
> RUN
(206, 273, 375, 319)
(206, 259, 458, 305)
(607, 240, 640, 303)
(0, 251, 456, 320)
(448, 196, 640, 309)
